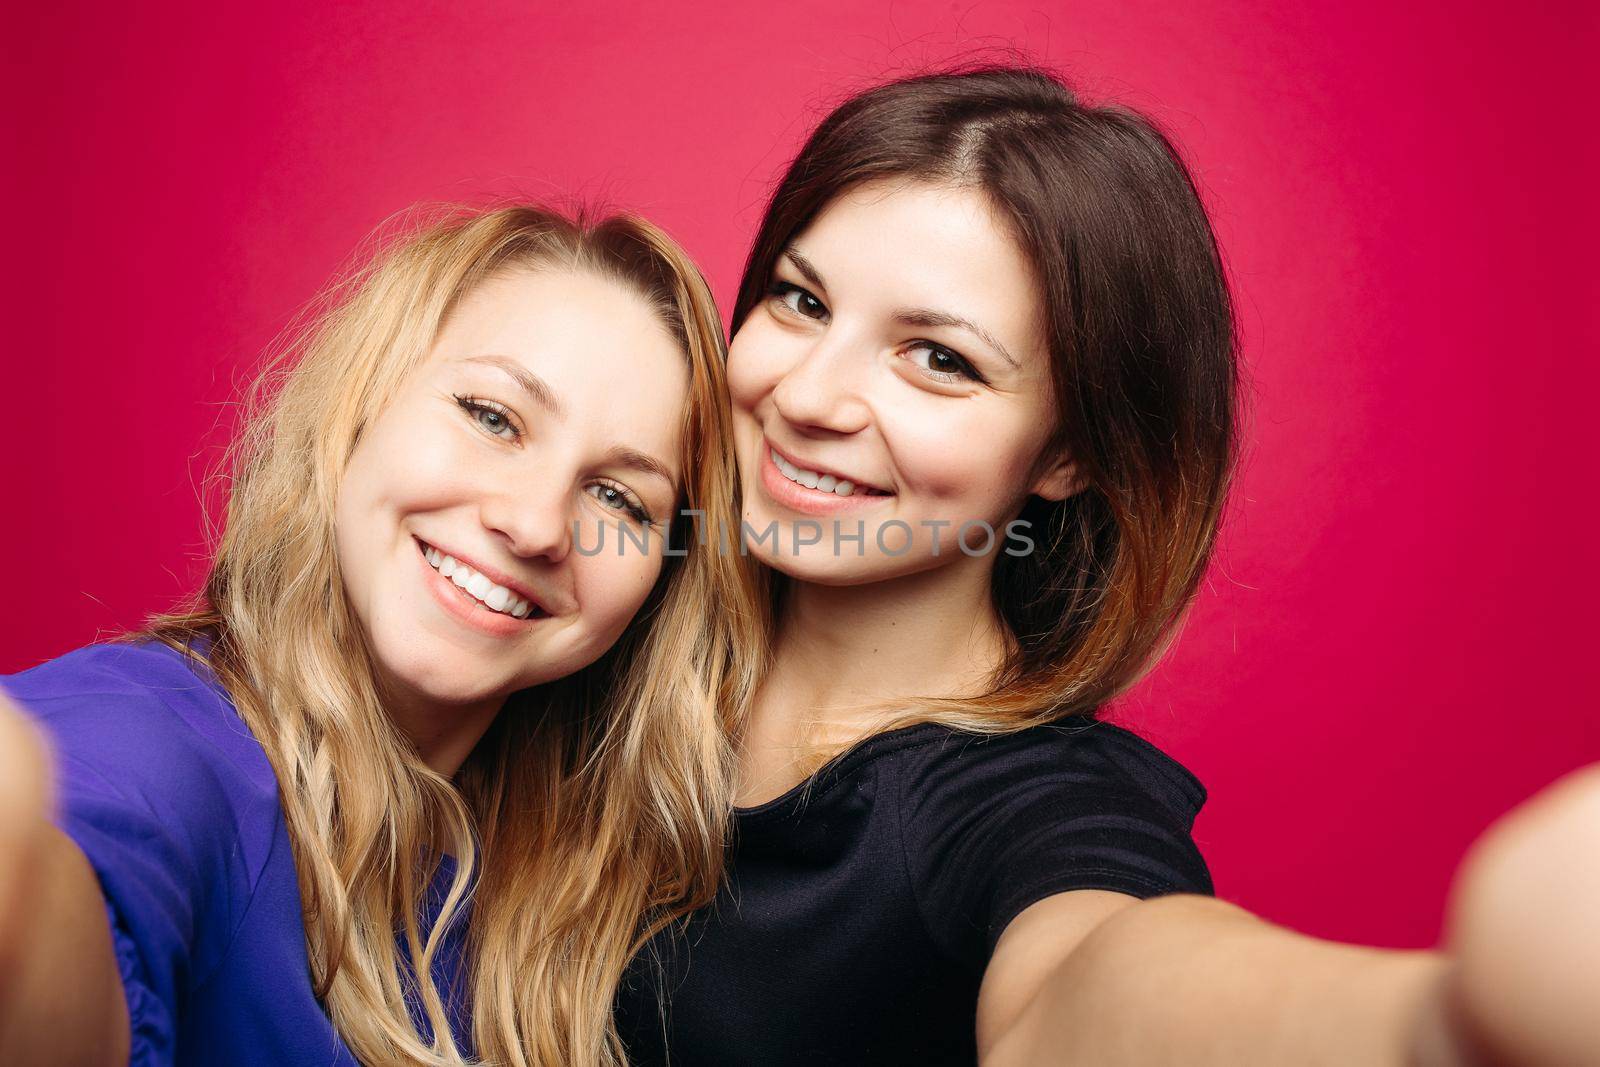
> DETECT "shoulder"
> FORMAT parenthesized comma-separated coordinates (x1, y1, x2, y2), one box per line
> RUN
(5, 643, 272, 783)
(888, 718, 1212, 962)
(6, 638, 226, 713)
(2, 639, 279, 836)
(890, 718, 1206, 828)
(6, 642, 292, 1055)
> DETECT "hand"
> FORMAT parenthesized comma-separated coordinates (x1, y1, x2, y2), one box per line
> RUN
(0, 690, 54, 1024)
(1442, 765, 1600, 1065)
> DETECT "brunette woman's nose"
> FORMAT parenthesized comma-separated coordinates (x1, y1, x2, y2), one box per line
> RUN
(770, 336, 871, 436)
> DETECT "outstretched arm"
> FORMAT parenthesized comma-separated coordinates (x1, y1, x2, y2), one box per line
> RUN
(978, 766, 1600, 1066)
(0, 691, 128, 1067)
(982, 892, 1454, 1065)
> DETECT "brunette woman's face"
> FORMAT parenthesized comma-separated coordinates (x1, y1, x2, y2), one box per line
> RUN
(335, 268, 687, 715)
(727, 179, 1077, 585)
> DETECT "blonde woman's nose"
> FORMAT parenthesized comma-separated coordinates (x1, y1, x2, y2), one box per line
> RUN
(480, 485, 572, 563)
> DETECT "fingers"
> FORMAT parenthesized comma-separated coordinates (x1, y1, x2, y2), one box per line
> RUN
(0, 690, 54, 1021)
(1446, 764, 1600, 1066)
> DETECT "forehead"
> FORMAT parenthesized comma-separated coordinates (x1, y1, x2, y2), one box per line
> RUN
(796, 179, 1045, 355)
(433, 268, 689, 468)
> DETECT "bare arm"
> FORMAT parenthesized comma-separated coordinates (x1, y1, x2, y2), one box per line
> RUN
(978, 765, 1600, 1066)
(982, 893, 1453, 1066)
(0, 691, 129, 1067)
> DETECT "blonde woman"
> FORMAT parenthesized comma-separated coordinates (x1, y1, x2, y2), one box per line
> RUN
(0, 205, 762, 1066)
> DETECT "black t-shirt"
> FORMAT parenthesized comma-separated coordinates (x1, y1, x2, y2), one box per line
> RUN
(616, 718, 1212, 1066)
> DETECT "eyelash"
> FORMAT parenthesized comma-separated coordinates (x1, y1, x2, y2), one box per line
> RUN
(589, 482, 656, 526)
(766, 280, 986, 385)
(454, 394, 522, 440)
(903, 341, 985, 385)
(767, 280, 829, 322)
(453, 394, 655, 526)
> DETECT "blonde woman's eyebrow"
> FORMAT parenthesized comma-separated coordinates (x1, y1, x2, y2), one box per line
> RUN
(457, 355, 566, 418)
(603, 445, 675, 487)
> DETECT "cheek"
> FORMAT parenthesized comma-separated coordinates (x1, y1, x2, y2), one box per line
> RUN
(334, 402, 482, 597)
(571, 548, 664, 642)
(883, 407, 1040, 509)
(358, 406, 477, 517)
(401, 427, 480, 512)
(333, 433, 389, 586)
(727, 320, 787, 416)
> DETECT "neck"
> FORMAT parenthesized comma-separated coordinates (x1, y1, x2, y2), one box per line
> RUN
(383, 688, 504, 779)
(756, 553, 1008, 748)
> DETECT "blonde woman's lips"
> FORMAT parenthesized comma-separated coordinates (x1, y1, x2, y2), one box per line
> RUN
(415, 537, 548, 636)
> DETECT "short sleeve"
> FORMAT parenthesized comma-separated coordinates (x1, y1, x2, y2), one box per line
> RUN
(2, 644, 271, 1067)
(897, 720, 1212, 965)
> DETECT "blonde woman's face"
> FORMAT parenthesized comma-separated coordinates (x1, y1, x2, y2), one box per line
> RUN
(727, 179, 1076, 586)
(335, 268, 687, 718)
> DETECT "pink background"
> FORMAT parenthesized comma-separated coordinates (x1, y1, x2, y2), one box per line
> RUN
(6, 1, 1597, 949)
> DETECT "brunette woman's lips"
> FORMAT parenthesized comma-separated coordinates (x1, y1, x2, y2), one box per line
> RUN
(758, 441, 894, 517)
(414, 537, 549, 637)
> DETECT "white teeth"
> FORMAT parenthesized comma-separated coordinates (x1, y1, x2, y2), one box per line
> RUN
(422, 543, 535, 619)
(770, 448, 879, 498)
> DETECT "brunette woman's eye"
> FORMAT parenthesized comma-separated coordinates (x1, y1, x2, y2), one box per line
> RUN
(588, 481, 655, 526)
(453, 395, 522, 440)
(768, 281, 829, 322)
(904, 342, 984, 384)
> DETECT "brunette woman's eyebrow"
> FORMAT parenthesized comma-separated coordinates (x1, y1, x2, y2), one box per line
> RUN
(892, 308, 1020, 369)
(457, 355, 566, 417)
(781, 248, 826, 291)
(781, 247, 1018, 370)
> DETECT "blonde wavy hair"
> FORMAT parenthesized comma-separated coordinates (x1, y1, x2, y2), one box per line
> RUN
(147, 205, 765, 1065)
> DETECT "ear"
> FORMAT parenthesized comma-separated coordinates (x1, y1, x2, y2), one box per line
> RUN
(1028, 451, 1085, 502)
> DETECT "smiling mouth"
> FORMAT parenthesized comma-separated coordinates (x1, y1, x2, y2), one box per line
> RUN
(767, 446, 893, 497)
(416, 539, 548, 620)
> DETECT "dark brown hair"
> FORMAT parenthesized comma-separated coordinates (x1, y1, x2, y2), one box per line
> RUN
(734, 66, 1239, 726)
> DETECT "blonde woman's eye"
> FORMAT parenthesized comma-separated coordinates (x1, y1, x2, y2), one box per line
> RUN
(768, 281, 829, 322)
(453, 395, 520, 440)
(588, 482, 654, 525)
(904, 342, 983, 384)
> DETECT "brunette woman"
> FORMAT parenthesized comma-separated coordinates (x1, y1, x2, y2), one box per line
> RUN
(615, 67, 1600, 1066)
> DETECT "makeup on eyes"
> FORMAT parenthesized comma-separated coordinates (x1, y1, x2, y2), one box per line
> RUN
(766, 272, 988, 386)
(451, 384, 661, 526)
(586, 481, 656, 526)
(454, 394, 522, 438)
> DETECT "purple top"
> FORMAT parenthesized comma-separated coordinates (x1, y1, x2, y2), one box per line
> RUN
(2, 641, 471, 1066)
